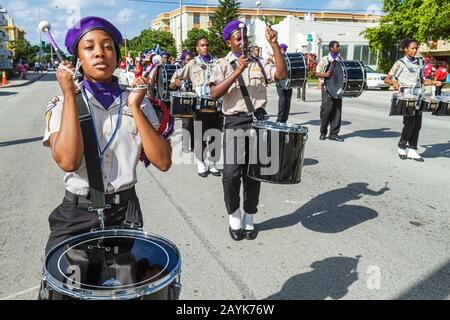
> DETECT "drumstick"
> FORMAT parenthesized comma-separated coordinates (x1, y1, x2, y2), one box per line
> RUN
(38, 21, 65, 63)
(256, 1, 269, 26)
(239, 23, 246, 56)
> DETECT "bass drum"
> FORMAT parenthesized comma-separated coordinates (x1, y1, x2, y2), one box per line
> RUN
(156, 64, 178, 101)
(248, 121, 308, 185)
(277, 52, 308, 90)
(39, 229, 182, 300)
(325, 60, 366, 98)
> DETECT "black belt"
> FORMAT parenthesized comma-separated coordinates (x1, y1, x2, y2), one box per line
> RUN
(65, 187, 136, 206)
(227, 112, 253, 117)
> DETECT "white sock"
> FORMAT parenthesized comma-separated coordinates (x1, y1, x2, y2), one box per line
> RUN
(229, 208, 242, 230)
(243, 212, 254, 230)
(197, 160, 207, 173)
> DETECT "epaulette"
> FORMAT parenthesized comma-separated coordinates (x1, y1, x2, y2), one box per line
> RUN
(45, 96, 60, 114)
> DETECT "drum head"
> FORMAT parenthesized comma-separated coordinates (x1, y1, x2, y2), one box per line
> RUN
(252, 120, 309, 134)
(325, 61, 345, 98)
(44, 229, 181, 300)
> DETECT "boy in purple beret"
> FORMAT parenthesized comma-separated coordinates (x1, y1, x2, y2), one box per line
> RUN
(275, 43, 293, 123)
(41, 16, 172, 259)
(209, 20, 287, 241)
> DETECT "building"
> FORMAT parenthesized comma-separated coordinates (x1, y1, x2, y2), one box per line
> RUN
(420, 40, 450, 69)
(151, 5, 383, 67)
(0, 6, 12, 70)
(252, 15, 380, 68)
(5, 17, 26, 51)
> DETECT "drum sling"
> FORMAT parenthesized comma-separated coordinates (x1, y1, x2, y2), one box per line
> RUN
(75, 93, 141, 227)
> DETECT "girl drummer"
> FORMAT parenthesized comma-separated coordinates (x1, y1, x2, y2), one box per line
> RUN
(42, 16, 172, 255)
(384, 38, 442, 162)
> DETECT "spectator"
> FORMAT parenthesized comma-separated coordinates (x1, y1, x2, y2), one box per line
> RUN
(126, 53, 134, 72)
(20, 63, 27, 79)
(134, 60, 143, 78)
(119, 59, 126, 70)
(423, 56, 435, 80)
(434, 62, 448, 96)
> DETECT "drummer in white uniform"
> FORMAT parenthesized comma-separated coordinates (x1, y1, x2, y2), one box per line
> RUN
(42, 16, 172, 255)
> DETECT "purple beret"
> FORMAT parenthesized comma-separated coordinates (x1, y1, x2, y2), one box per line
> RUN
(181, 50, 193, 60)
(223, 20, 247, 42)
(280, 43, 288, 49)
(65, 16, 123, 55)
(161, 52, 171, 57)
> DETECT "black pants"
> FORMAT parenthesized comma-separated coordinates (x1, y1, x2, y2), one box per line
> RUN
(45, 188, 143, 255)
(222, 115, 261, 215)
(194, 112, 223, 162)
(398, 113, 422, 150)
(182, 118, 194, 153)
(276, 85, 293, 123)
(435, 85, 444, 96)
(320, 86, 342, 138)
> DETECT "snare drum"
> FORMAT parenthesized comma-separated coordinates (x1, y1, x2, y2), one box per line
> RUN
(248, 121, 308, 185)
(389, 93, 419, 116)
(325, 60, 366, 98)
(433, 95, 450, 116)
(170, 92, 197, 118)
(419, 95, 439, 112)
(40, 228, 181, 300)
(197, 96, 222, 113)
(277, 52, 308, 90)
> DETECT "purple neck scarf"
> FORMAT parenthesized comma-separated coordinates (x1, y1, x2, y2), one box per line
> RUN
(200, 54, 212, 63)
(330, 52, 339, 60)
(406, 55, 416, 63)
(83, 78, 121, 110)
(233, 52, 242, 58)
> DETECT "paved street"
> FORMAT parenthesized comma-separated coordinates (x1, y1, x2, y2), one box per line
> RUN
(0, 73, 449, 300)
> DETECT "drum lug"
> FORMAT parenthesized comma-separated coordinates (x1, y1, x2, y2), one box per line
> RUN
(285, 135, 289, 144)
(170, 279, 182, 300)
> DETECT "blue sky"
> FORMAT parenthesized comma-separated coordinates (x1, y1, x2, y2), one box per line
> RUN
(2, 0, 382, 49)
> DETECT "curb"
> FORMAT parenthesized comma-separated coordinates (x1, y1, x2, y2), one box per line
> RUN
(0, 73, 48, 89)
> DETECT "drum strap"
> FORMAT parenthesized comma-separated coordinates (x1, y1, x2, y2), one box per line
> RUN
(75, 93, 106, 209)
(230, 61, 256, 113)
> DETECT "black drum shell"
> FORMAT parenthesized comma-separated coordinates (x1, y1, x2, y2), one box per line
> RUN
(325, 60, 366, 98)
(170, 93, 197, 118)
(389, 96, 417, 116)
(419, 96, 439, 112)
(432, 100, 450, 116)
(278, 52, 308, 90)
(197, 97, 222, 114)
(248, 123, 308, 184)
(157, 64, 178, 101)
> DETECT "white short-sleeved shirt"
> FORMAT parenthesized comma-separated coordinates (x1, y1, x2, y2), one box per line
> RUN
(43, 84, 160, 196)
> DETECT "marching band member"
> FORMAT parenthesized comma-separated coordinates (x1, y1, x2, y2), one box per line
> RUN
(210, 20, 287, 241)
(316, 41, 345, 142)
(175, 37, 223, 177)
(384, 38, 442, 162)
(42, 16, 172, 255)
(170, 50, 195, 153)
(276, 43, 293, 123)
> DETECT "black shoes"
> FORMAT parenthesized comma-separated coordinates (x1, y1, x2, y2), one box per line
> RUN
(209, 170, 222, 177)
(228, 227, 258, 241)
(198, 171, 209, 178)
(319, 135, 327, 141)
(329, 136, 344, 142)
(229, 227, 243, 241)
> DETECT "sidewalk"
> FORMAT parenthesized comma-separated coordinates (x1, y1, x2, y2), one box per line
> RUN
(0, 72, 49, 89)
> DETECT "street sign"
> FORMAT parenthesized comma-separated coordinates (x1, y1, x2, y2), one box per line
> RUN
(307, 34, 313, 42)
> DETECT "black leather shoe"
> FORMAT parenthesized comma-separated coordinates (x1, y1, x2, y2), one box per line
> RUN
(243, 228, 258, 240)
(329, 136, 344, 142)
(319, 135, 327, 141)
(198, 171, 209, 178)
(229, 227, 243, 241)
(209, 170, 222, 177)
(399, 154, 407, 160)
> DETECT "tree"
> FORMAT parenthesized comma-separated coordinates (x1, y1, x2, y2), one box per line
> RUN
(125, 29, 177, 58)
(210, 0, 241, 57)
(362, 0, 450, 72)
(182, 28, 210, 54)
(8, 39, 37, 62)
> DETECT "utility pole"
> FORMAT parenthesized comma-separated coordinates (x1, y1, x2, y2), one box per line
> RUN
(124, 23, 128, 58)
(179, 0, 183, 54)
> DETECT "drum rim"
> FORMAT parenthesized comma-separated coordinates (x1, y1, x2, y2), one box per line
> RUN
(252, 120, 309, 134)
(279, 52, 308, 90)
(325, 60, 366, 98)
(43, 228, 182, 300)
(170, 91, 198, 98)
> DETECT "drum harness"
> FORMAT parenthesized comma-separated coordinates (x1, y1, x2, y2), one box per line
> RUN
(194, 56, 217, 96)
(75, 93, 142, 231)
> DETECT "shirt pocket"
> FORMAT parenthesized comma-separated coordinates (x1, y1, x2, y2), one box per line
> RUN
(191, 68, 204, 85)
(249, 67, 265, 87)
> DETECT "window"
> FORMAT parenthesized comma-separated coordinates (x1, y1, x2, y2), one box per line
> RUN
(354, 45, 377, 65)
(193, 13, 200, 25)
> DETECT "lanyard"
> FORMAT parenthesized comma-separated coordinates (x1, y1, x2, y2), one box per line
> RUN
(81, 88, 123, 166)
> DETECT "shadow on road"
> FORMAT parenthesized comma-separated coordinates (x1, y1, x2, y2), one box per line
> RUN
(0, 91, 18, 97)
(265, 256, 361, 300)
(299, 119, 352, 127)
(0, 136, 44, 148)
(420, 141, 450, 158)
(395, 260, 450, 300)
(340, 128, 400, 140)
(303, 158, 319, 166)
(258, 182, 389, 233)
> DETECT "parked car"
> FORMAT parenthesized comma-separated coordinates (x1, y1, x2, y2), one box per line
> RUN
(365, 65, 390, 90)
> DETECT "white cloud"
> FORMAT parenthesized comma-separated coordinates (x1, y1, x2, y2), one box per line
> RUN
(116, 8, 135, 22)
